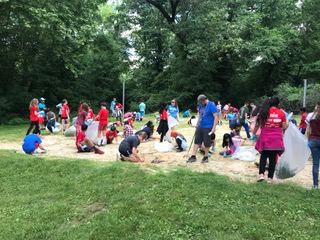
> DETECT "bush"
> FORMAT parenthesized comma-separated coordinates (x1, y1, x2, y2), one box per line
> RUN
(8, 117, 28, 125)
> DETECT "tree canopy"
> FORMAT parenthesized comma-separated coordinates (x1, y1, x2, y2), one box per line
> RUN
(0, 0, 319, 122)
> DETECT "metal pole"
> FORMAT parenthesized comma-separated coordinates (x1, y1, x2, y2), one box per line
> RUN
(303, 79, 307, 107)
(122, 80, 125, 117)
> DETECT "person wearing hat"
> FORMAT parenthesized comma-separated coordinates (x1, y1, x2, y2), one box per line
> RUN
(38, 97, 47, 129)
(187, 94, 218, 163)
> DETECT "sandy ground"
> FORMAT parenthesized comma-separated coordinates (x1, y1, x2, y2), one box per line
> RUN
(0, 121, 313, 188)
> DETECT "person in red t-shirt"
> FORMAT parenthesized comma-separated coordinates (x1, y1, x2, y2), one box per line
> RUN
(156, 102, 169, 142)
(94, 102, 109, 146)
(114, 101, 123, 125)
(76, 124, 104, 154)
(106, 126, 119, 144)
(87, 104, 95, 120)
(26, 98, 41, 135)
(252, 96, 288, 183)
(299, 107, 307, 135)
(61, 99, 70, 134)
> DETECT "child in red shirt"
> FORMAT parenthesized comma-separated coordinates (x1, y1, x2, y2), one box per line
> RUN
(61, 99, 70, 134)
(299, 107, 307, 135)
(26, 98, 41, 135)
(94, 102, 109, 145)
(106, 126, 119, 144)
(156, 102, 169, 142)
(76, 124, 104, 154)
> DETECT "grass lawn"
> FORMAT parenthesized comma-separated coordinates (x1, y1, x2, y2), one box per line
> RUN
(0, 150, 320, 240)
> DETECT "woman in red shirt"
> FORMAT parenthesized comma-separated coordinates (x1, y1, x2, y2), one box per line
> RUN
(252, 96, 288, 183)
(156, 102, 169, 142)
(26, 98, 40, 135)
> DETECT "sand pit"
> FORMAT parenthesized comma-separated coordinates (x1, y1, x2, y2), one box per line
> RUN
(0, 121, 313, 188)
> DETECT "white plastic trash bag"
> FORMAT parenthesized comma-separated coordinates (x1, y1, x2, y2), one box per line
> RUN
(168, 115, 179, 129)
(64, 125, 76, 137)
(46, 122, 61, 132)
(154, 142, 174, 152)
(85, 121, 99, 144)
(232, 146, 259, 161)
(276, 122, 311, 179)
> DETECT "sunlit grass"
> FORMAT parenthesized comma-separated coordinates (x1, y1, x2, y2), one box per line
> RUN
(0, 150, 319, 239)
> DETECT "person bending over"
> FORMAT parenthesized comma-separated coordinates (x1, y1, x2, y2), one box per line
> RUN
(22, 129, 46, 154)
(118, 131, 147, 162)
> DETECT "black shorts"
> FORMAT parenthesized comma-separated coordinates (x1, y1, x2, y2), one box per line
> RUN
(119, 145, 132, 157)
(77, 146, 93, 152)
(194, 127, 212, 147)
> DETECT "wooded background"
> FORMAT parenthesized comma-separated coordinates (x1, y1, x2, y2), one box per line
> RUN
(1, 0, 319, 123)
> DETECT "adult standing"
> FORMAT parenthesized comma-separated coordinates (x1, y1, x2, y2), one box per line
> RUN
(26, 98, 40, 135)
(168, 99, 180, 130)
(306, 101, 320, 189)
(252, 96, 288, 183)
(238, 100, 251, 139)
(110, 98, 116, 117)
(187, 94, 218, 163)
(139, 101, 146, 121)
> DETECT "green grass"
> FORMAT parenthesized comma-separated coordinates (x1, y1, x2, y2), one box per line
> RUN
(0, 150, 320, 240)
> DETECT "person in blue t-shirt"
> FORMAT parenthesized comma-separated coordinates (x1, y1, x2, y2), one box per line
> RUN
(183, 109, 191, 118)
(139, 101, 146, 121)
(22, 129, 46, 154)
(168, 99, 180, 130)
(110, 98, 116, 117)
(187, 94, 218, 163)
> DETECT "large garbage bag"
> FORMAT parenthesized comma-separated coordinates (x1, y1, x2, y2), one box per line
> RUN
(85, 121, 99, 144)
(154, 142, 174, 152)
(275, 122, 311, 179)
(232, 146, 259, 161)
(64, 125, 76, 137)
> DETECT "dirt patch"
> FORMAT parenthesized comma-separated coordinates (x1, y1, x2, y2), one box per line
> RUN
(0, 122, 313, 188)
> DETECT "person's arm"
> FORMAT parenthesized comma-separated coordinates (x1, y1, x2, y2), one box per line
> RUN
(211, 112, 218, 134)
(38, 143, 46, 151)
(132, 147, 143, 162)
(306, 125, 311, 141)
(282, 121, 288, 131)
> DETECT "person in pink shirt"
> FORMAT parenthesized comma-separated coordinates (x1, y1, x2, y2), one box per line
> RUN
(252, 96, 288, 183)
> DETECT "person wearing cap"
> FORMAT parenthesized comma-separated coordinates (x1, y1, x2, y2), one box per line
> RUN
(38, 97, 47, 129)
(187, 94, 218, 163)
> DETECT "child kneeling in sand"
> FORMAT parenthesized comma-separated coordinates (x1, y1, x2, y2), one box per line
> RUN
(118, 131, 147, 162)
(22, 129, 46, 154)
(76, 124, 104, 154)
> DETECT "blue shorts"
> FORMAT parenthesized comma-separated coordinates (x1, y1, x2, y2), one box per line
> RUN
(140, 111, 145, 117)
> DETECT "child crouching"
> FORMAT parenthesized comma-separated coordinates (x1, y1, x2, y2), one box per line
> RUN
(76, 124, 104, 154)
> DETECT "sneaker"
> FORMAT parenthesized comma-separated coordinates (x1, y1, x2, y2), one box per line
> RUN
(211, 146, 215, 151)
(95, 149, 104, 155)
(187, 155, 197, 163)
(313, 185, 318, 189)
(33, 150, 41, 155)
(257, 174, 264, 182)
(176, 148, 183, 152)
(267, 178, 273, 183)
(201, 156, 209, 163)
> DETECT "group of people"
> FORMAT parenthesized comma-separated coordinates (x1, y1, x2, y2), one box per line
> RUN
(22, 95, 320, 188)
